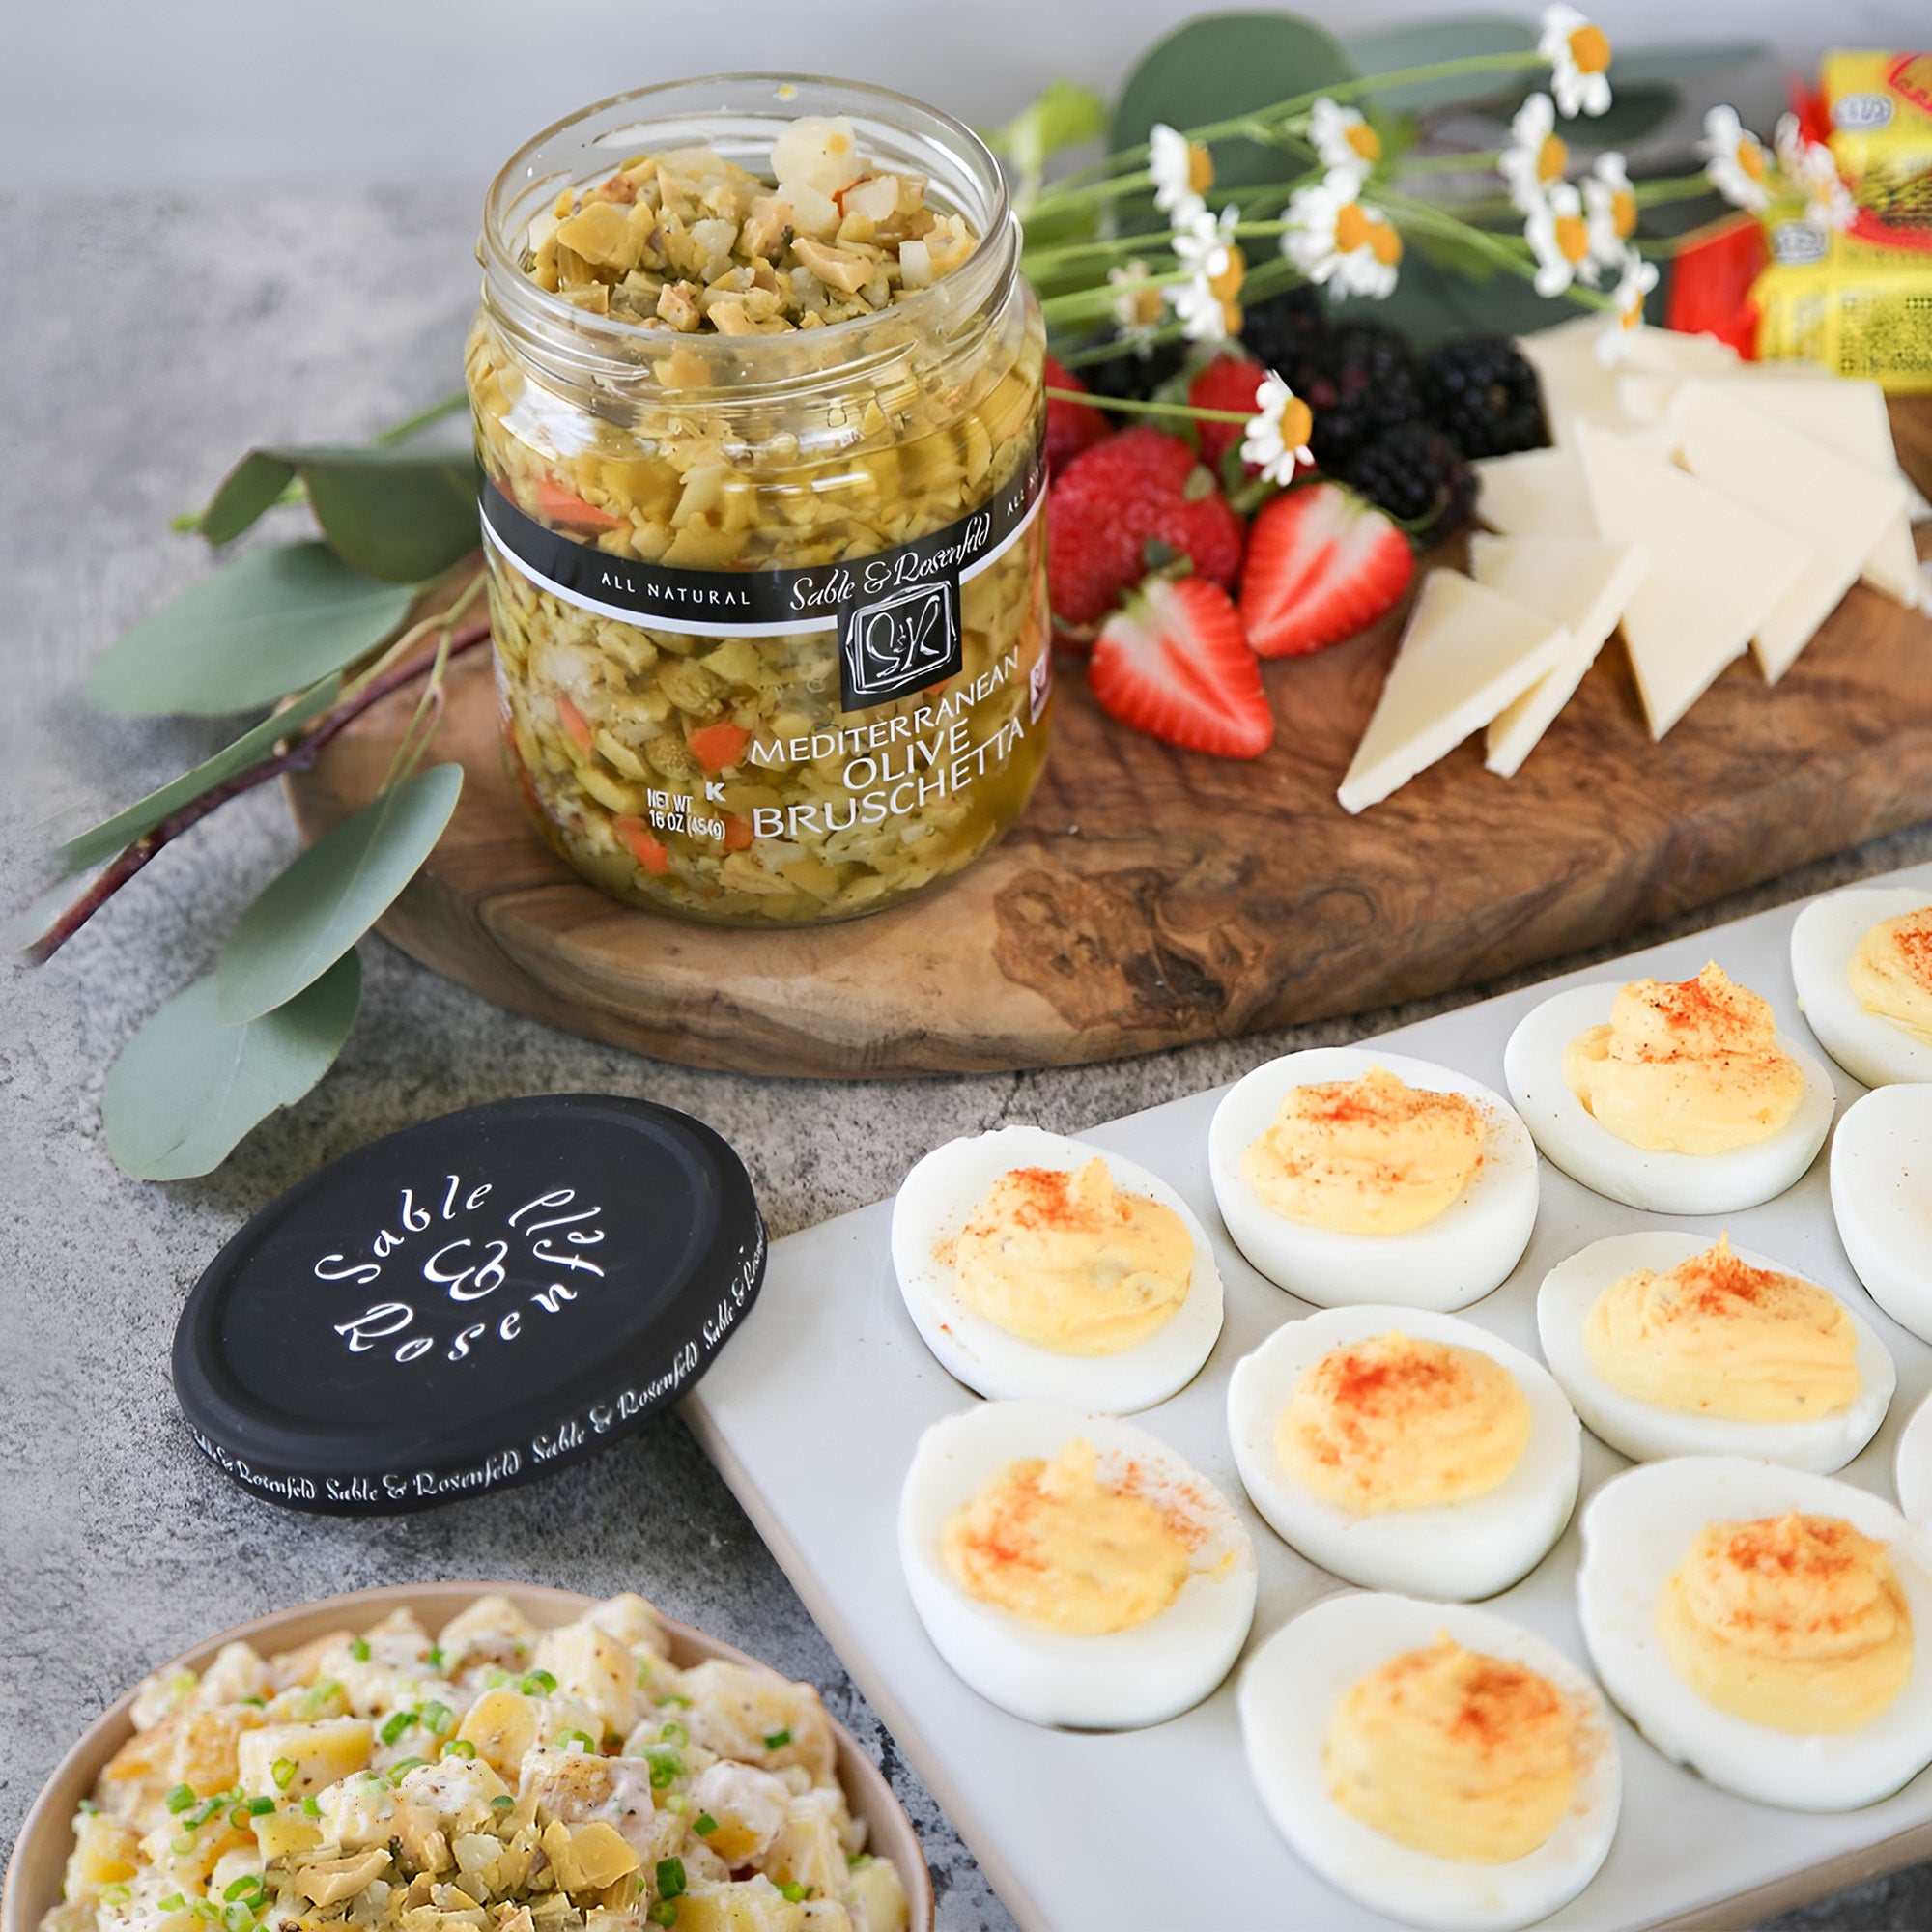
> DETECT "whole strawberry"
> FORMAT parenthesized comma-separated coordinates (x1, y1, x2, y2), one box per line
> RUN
(1187, 355, 1266, 471)
(1044, 355, 1111, 475)
(1048, 426, 1246, 637)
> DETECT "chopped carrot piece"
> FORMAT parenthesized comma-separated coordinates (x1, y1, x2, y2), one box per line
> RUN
(532, 475, 627, 532)
(689, 720, 751, 773)
(723, 813, 754, 852)
(612, 815, 671, 874)
(555, 694, 595, 752)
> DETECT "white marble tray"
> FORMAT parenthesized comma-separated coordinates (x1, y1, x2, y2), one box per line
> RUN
(684, 859, 1932, 1932)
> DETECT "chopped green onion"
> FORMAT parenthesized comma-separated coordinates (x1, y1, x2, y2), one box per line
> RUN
(482, 1666, 509, 1689)
(847, 1852, 873, 1869)
(519, 1669, 557, 1697)
(240, 1697, 265, 1709)
(426, 1647, 446, 1672)
(491, 1795, 517, 1814)
(299, 1798, 322, 1818)
(387, 1758, 430, 1785)
(170, 1835, 197, 1857)
(270, 1758, 297, 1792)
(654, 1860, 686, 1901)
(222, 1879, 262, 1903)
(635, 1659, 652, 1688)
(245, 1797, 274, 1816)
(221, 1904, 254, 1932)
(186, 1799, 223, 1828)
(77, 1799, 100, 1816)
(99, 1886, 132, 1905)
(762, 1729, 791, 1751)
(165, 1784, 196, 1815)
(380, 1710, 415, 1747)
(227, 1806, 252, 1831)
(192, 1904, 219, 1924)
(158, 1896, 186, 1914)
(349, 1638, 372, 1662)
(692, 1814, 718, 1837)
(645, 1906, 677, 1929)
(658, 1720, 687, 1747)
(441, 1739, 476, 1760)
(655, 1693, 692, 1709)
(558, 1728, 597, 1752)
(420, 1700, 452, 1735)
(778, 1884, 811, 1904)
(644, 1744, 684, 1789)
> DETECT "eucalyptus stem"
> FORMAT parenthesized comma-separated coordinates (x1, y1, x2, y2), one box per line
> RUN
(372, 389, 469, 446)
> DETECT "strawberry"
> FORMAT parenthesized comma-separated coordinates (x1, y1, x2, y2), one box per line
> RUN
(1044, 355, 1111, 474)
(1239, 482, 1415, 660)
(1048, 426, 1246, 636)
(1187, 355, 1266, 470)
(1088, 576, 1274, 759)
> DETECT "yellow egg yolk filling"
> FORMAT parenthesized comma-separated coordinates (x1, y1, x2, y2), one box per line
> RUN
(1849, 907, 1932, 1046)
(1584, 1236, 1859, 1424)
(937, 1438, 1190, 1635)
(951, 1158, 1193, 1356)
(1564, 962, 1804, 1155)
(1241, 1066, 1484, 1236)
(1323, 1638, 1580, 1863)
(1658, 1512, 1914, 1733)
(1276, 1332, 1531, 1514)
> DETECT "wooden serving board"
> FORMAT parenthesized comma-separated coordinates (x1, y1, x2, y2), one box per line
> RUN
(289, 405, 1932, 1080)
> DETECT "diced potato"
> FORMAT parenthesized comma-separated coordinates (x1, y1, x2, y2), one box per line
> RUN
(235, 1718, 373, 1796)
(674, 1881, 808, 1932)
(800, 1903, 855, 1932)
(688, 1762, 788, 1863)
(61, 1814, 140, 1898)
(763, 1792, 846, 1901)
(253, 1812, 323, 1861)
(531, 1622, 639, 1739)
(438, 1594, 539, 1675)
(455, 1688, 539, 1775)
(846, 1856, 910, 1932)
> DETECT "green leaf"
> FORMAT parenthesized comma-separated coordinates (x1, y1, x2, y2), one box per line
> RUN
(1342, 16, 1536, 113)
(1610, 41, 1766, 85)
(215, 762, 462, 1022)
(287, 448, 482, 583)
(58, 674, 344, 874)
(1573, 82, 1680, 148)
(1112, 12, 1355, 190)
(200, 450, 298, 545)
(1366, 241, 1583, 350)
(87, 542, 413, 719)
(104, 952, 361, 1181)
(994, 78, 1108, 185)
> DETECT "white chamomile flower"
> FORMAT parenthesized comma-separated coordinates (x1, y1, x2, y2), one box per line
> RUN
(1606, 249, 1659, 340)
(1108, 258, 1166, 355)
(1150, 122, 1211, 226)
(1499, 93, 1568, 214)
(1524, 180, 1598, 296)
(1699, 105, 1772, 212)
(1540, 5, 1614, 118)
(1774, 111, 1811, 180)
(1239, 371, 1315, 486)
(1170, 204, 1244, 341)
(1583, 151, 1637, 265)
(1799, 142, 1857, 231)
(1309, 99, 1381, 181)
(1282, 171, 1402, 300)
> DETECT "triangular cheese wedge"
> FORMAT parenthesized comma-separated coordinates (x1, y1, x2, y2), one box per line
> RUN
(1474, 446, 1595, 539)
(1517, 324, 1628, 448)
(1576, 423, 1809, 737)
(1703, 373, 1919, 606)
(1337, 571, 1572, 814)
(1470, 534, 1649, 778)
(1616, 324, 1743, 378)
(1672, 380, 1909, 678)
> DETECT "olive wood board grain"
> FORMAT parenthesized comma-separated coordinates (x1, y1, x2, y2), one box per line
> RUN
(287, 401, 1932, 1080)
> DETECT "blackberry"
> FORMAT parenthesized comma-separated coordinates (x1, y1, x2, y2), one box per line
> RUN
(1076, 331, 1188, 405)
(1339, 420, 1475, 545)
(1418, 334, 1548, 458)
(1289, 320, 1420, 470)
(1240, 285, 1331, 378)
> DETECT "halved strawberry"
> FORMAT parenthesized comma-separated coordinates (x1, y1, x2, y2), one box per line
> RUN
(1239, 482, 1415, 659)
(1088, 577, 1274, 759)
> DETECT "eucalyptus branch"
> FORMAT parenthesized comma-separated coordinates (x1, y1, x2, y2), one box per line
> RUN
(26, 614, 492, 964)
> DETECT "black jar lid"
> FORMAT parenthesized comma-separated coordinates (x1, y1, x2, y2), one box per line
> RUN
(172, 1094, 765, 1514)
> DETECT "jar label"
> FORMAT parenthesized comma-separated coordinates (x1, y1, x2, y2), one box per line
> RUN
(480, 427, 1045, 713)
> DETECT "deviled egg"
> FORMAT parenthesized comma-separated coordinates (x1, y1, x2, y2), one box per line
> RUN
(891, 1124, 1223, 1412)
(1577, 1456, 1932, 1809)
(1208, 1048, 1539, 1310)
(1504, 963, 1835, 1212)
(1240, 1592, 1620, 1931)
(1894, 1388, 1932, 1536)
(897, 1399, 1256, 1729)
(1227, 1305, 1579, 1599)
(1537, 1230, 1893, 1472)
(1831, 1084, 1932, 1344)
(1791, 885, 1932, 1087)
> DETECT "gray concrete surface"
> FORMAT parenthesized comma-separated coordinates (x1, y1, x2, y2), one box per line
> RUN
(0, 187, 1926, 1931)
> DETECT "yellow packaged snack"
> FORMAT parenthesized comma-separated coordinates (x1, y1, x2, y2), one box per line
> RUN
(1751, 225, 1932, 392)
(1823, 51, 1932, 189)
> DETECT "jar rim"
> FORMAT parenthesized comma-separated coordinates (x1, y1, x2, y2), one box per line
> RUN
(479, 71, 1015, 390)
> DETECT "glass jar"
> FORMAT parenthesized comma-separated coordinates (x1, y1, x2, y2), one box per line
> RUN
(468, 74, 1050, 926)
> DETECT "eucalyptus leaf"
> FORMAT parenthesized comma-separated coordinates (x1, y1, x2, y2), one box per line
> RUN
(1611, 41, 1766, 85)
(59, 674, 344, 874)
(1571, 82, 1680, 148)
(996, 78, 1108, 188)
(215, 762, 462, 1023)
(200, 450, 298, 545)
(1112, 12, 1355, 190)
(1341, 17, 1536, 114)
(104, 951, 361, 1181)
(87, 542, 413, 718)
(1362, 241, 1583, 350)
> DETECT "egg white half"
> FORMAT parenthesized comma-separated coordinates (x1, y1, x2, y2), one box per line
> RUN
(1504, 982, 1836, 1213)
(1895, 1390, 1932, 1537)
(1227, 1304, 1580, 1599)
(1239, 1591, 1621, 1932)
(1208, 1047, 1539, 1311)
(1832, 1084, 1932, 1346)
(1791, 886, 1932, 1088)
(1577, 1456, 1932, 1810)
(897, 1399, 1257, 1730)
(1537, 1230, 1894, 1472)
(890, 1124, 1224, 1412)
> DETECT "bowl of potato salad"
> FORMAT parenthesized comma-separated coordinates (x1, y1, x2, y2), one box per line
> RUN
(5, 1585, 926, 1932)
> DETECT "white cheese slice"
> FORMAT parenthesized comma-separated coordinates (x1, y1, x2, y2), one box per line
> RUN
(1473, 446, 1596, 539)
(1576, 422, 1809, 738)
(1517, 321, 1629, 449)
(1672, 379, 1909, 678)
(1702, 373, 1919, 606)
(1470, 535, 1649, 778)
(1615, 324, 1744, 378)
(1337, 570, 1573, 814)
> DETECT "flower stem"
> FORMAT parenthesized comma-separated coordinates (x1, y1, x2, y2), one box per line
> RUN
(372, 389, 470, 446)
(1047, 386, 1257, 424)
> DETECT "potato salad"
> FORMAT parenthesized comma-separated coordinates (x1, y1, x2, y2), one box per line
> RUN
(41, 1594, 909, 1932)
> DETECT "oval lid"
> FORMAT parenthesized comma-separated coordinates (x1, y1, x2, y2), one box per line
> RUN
(172, 1094, 765, 1514)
